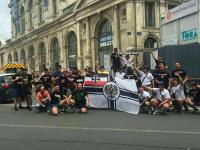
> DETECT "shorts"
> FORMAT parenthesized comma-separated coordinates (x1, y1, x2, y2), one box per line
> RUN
(13, 88, 23, 97)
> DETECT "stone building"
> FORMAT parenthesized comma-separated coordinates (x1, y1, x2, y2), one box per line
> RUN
(0, 0, 183, 72)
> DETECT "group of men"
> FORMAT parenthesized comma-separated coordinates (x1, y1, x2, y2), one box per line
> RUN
(12, 65, 91, 115)
(111, 48, 200, 114)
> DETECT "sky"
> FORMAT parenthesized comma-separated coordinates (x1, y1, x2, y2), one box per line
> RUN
(0, 0, 11, 44)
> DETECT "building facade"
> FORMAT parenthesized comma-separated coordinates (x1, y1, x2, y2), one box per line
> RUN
(0, 0, 183, 72)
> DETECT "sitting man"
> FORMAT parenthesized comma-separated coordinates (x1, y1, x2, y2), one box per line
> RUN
(68, 83, 91, 114)
(170, 75, 186, 113)
(138, 87, 151, 114)
(60, 89, 76, 112)
(50, 85, 65, 116)
(144, 82, 171, 114)
(35, 85, 51, 113)
(186, 82, 199, 112)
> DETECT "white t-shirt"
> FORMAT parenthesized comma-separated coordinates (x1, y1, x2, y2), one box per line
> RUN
(152, 88, 171, 101)
(170, 84, 185, 100)
(139, 71, 154, 86)
(139, 91, 150, 100)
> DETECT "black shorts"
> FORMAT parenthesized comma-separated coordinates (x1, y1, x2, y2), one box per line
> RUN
(75, 101, 86, 109)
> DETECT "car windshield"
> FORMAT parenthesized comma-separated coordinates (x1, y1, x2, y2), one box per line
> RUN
(0, 77, 6, 83)
(4, 75, 13, 83)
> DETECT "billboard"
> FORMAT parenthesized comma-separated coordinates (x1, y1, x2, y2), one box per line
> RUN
(163, 0, 198, 24)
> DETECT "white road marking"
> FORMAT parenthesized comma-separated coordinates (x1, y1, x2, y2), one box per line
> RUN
(0, 124, 199, 135)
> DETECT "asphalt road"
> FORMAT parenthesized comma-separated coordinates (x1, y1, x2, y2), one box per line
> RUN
(0, 104, 200, 150)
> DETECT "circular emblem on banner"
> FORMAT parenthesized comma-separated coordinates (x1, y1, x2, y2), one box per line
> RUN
(103, 82, 120, 101)
(166, 11, 172, 20)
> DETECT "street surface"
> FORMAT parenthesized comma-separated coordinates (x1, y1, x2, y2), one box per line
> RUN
(0, 104, 200, 150)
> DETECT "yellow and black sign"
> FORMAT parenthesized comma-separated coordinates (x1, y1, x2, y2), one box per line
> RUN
(3, 63, 25, 73)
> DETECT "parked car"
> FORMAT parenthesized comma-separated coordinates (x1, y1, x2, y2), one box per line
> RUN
(0, 73, 15, 103)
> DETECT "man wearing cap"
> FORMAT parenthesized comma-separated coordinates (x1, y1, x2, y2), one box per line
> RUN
(144, 82, 171, 114)
(134, 65, 154, 87)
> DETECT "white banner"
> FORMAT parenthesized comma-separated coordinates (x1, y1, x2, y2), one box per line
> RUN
(164, 0, 198, 24)
(84, 74, 140, 114)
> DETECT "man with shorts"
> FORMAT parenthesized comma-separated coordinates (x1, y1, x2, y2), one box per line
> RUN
(144, 82, 171, 114)
(138, 87, 151, 113)
(187, 82, 199, 112)
(12, 69, 24, 111)
(35, 85, 51, 113)
(68, 83, 91, 114)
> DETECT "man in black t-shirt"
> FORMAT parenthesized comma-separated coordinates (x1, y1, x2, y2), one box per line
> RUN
(22, 68, 33, 111)
(111, 48, 121, 74)
(40, 69, 52, 92)
(12, 69, 24, 111)
(154, 64, 171, 89)
(68, 83, 91, 114)
(171, 62, 188, 82)
(186, 82, 199, 112)
(171, 62, 189, 111)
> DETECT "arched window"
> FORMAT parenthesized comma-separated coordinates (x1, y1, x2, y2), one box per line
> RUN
(67, 31, 77, 68)
(21, 49, 26, 65)
(29, 47, 35, 72)
(98, 18, 113, 70)
(39, 42, 46, 72)
(14, 51, 18, 62)
(8, 54, 12, 63)
(51, 38, 60, 70)
(20, 6, 25, 34)
(29, 0, 34, 29)
(144, 37, 157, 48)
(39, 0, 45, 24)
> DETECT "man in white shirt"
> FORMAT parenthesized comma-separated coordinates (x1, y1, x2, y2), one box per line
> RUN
(138, 87, 151, 113)
(135, 66, 154, 87)
(170, 75, 186, 113)
(144, 82, 171, 114)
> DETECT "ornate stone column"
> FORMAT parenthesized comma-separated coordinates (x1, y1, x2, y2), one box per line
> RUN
(126, 0, 137, 49)
(35, 0, 40, 29)
(113, 5, 120, 50)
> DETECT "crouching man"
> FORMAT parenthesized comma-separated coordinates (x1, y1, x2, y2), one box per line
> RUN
(144, 82, 171, 114)
(35, 85, 51, 113)
(170, 75, 186, 113)
(138, 87, 151, 114)
(68, 83, 91, 114)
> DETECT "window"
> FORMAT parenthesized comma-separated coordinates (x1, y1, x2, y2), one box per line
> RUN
(21, 49, 26, 65)
(40, 0, 45, 24)
(8, 54, 12, 63)
(52, 0, 57, 16)
(29, 0, 34, 29)
(67, 32, 77, 68)
(20, 7, 25, 34)
(51, 38, 60, 70)
(122, 8, 127, 23)
(14, 51, 18, 62)
(39, 43, 46, 72)
(145, 2, 155, 27)
(144, 37, 157, 48)
(29, 47, 35, 72)
(168, 4, 177, 10)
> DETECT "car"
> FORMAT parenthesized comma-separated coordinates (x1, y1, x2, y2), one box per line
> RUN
(0, 73, 15, 103)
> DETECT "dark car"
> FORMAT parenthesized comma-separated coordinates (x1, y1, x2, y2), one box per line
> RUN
(0, 73, 15, 103)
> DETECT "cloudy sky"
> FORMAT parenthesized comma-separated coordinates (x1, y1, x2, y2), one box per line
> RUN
(0, 0, 11, 44)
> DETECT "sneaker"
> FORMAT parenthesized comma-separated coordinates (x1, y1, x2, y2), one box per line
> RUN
(193, 107, 198, 113)
(19, 105, 25, 109)
(28, 107, 32, 111)
(14, 106, 19, 111)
